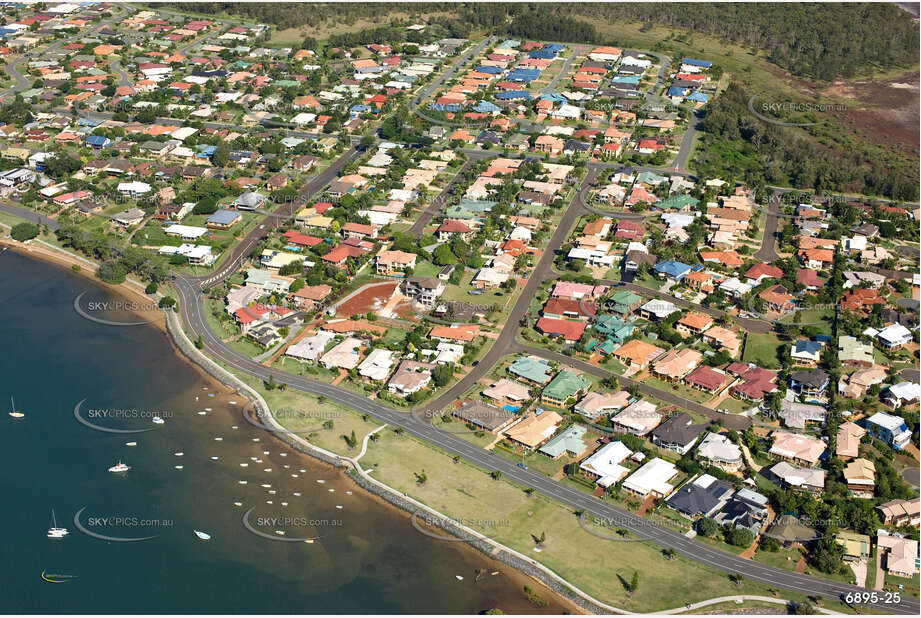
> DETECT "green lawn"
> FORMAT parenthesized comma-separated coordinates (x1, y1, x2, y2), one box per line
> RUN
(362, 429, 842, 612)
(742, 332, 784, 369)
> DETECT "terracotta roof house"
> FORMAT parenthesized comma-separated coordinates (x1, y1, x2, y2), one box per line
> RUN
(612, 339, 665, 369)
(675, 312, 714, 338)
(841, 288, 886, 313)
(744, 262, 784, 285)
(876, 534, 919, 578)
(684, 365, 727, 392)
(728, 363, 778, 402)
(652, 348, 702, 382)
(836, 421, 866, 460)
(759, 284, 795, 315)
(702, 326, 741, 358)
(542, 297, 597, 321)
(535, 317, 586, 343)
(503, 410, 563, 451)
(876, 499, 920, 527)
(768, 431, 826, 466)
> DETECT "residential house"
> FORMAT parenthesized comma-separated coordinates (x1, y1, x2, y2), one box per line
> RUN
(503, 410, 563, 451)
(611, 400, 661, 436)
(666, 474, 733, 518)
(452, 400, 516, 434)
(387, 360, 435, 396)
(843, 458, 875, 498)
(541, 370, 590, 407)
(580, 440, 633, 487)
(622, 458, 678, 498)
(766, 461, 826, 495)
(696, 432, 743, 472)
(538, 425, 592, 459)
(401, 276, 445, 308)
(876, 499, 920, 527)
(863, 412, 912, 450)
(650, 413, 705, 455)
(877, 534, 919, 578)
(574, 391, 630, 421)
(768, 431, 826, 467)
(836, 421, 866, 460)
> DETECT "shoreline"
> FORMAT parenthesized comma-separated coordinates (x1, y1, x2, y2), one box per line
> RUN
(1, 234, 589, 615)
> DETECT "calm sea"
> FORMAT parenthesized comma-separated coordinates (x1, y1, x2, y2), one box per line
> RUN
(0, 250, 572, 615)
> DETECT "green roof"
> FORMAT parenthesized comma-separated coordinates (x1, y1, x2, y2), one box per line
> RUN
(594, 315, 634, 342)
(635, 171, 668, 185)
(608, 290, 642, 314)
(542, 370, 590, 402)
(508, 356, 552, 384)
(658, 195, 700, 210)
(538, 424, 589, 458)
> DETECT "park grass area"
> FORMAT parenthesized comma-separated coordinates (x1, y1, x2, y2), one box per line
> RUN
(742, 332, 784, 369)
(236, 372, 384, 456)
(429, 415, 498, 449)
(362, 429, 843, 612)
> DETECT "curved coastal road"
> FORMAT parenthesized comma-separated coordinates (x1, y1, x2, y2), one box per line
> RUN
(172, 268, 916, 613)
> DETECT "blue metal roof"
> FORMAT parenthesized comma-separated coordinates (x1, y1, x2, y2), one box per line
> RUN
(654, 260, 692, 278)
(474, 65, 502, 74)
(495, 91, 531, 100)
(681, 58, 712, 68)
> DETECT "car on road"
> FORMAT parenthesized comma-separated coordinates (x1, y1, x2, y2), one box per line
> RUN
(516, 463, 528, 470)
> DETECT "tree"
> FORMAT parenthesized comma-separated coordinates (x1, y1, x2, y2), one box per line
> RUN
(810, 536, 845, 574)
(490, 469, 502, 480)
(433, 244, 458, 266)
(728, 527, 755, 547)
(264, 374, 277, 390)
(212, 141, 230, 168)
(158, 296, 176, 309)
(432, 363, 454, 387)
(629, 571, 639, 593)
(145, 282, 158, 294)
(696, 517, 719, 537)
(10, 222, 39, 241)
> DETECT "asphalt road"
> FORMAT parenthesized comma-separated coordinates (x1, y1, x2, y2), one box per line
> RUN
(600, 279, 774, 335)
(754, 202, 781, 262)
(406, 151, 495, 237)
(196, 146, 360, 289)
(424, 166, 601, 410)
(519, 344, 752, 430)
(4, 5, 135, 101)
(671, 109, 702, 173)
(172, 270, 915, 613)
(409, 37, 495, 125)
(0, 202, 61, 231)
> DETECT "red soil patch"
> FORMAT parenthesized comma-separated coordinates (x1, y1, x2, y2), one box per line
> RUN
(336, 281, 398, 317)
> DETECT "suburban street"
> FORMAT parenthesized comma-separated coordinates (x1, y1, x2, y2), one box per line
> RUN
(172, 270, 916, 613)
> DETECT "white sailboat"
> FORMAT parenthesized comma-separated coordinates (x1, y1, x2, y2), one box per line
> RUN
(47, 510, 68, 539)
(9, 397, 23, 419)
(193, 530, 211, 541)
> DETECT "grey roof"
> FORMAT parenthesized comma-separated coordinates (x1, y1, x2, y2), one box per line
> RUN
(650, 413, 705, 447)
(666, 475, 733, 517)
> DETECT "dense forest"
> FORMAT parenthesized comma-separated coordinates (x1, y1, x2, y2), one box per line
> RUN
(696, 82, 918, 201)
(181, 2, 919, 81)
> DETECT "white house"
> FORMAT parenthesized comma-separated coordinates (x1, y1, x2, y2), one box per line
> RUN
(876, 323, 912, 349)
